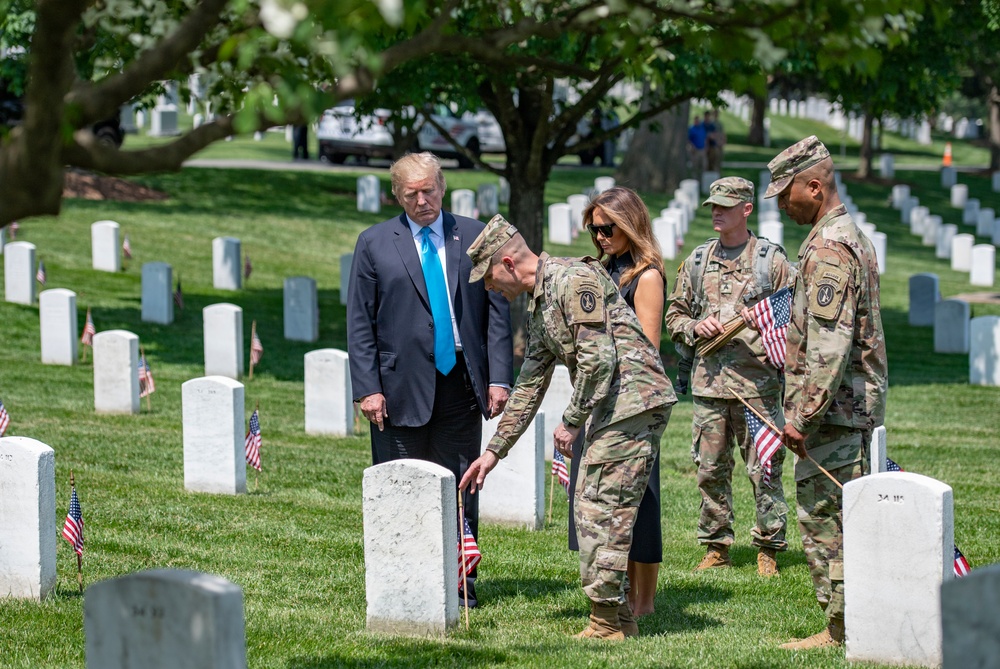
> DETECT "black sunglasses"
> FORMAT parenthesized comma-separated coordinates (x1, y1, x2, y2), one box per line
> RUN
(587, 223, 616, 238)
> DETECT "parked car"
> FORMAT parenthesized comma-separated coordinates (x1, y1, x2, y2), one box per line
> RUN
(317, 101, 481, 168)
(0, 85, 125, 148)
(471, 109, 505, 154)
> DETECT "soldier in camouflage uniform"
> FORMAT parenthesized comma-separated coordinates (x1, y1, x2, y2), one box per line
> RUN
(460, 215, 677, 641)
(664, 176, 790, 577)
(762, 136, 887, 650)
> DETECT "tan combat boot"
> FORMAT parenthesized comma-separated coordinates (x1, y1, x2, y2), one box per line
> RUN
(574, 603, 625, 641)
(694, 545, 731, 571)
(617, 600, 639, 638)
(779, 617, 844, 650)
(757, 548, 779, 577)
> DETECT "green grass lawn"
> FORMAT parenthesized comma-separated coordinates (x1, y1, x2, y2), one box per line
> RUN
(1, 124, 998, 668)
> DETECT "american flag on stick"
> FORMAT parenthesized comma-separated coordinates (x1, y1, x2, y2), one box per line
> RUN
(122, 235, 132, 260)
(138, 355, 156, 398)
(0, 397, 10, 437)
(81, 308, 96, 346)
(744, 406, 782, 486)
(245, 409, 262, 471)
(244, 253, 253, 281)
(173, 276, 184, 310)
(9, 221, 19, 239)
(751, 286, 791, 369)
(250, 326, 263, 366)
(886, 458, 971, 577)
(458, 517, 481, 584)
(551, 448, 570, 495)
(62, 483, 84, 556)
(36, 260, 46, 285)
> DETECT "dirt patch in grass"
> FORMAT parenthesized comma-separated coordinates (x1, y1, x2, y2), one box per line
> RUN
(63, 169, 169, 202)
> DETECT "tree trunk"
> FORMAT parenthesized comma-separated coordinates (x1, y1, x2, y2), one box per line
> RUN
(747, 91, 767, 146)
(990, 84, 1000, 172)
(616, 90, 689, 193)
(856, 111, 875, 179)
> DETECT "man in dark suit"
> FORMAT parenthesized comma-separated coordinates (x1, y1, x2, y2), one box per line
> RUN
(347, 152, 513, 606)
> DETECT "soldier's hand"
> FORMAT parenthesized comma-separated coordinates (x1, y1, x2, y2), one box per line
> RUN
(359, 393, 388, 432)
(487, 386, 510, 417)
(460, 451, 500, 493)
(554, 423, 581, 458)
(741, 307, 758, 331)
(694, 316, 724, 338)
(782, 423, 807, 458)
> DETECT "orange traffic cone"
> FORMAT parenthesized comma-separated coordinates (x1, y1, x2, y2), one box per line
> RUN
(942, 142, 953, 167)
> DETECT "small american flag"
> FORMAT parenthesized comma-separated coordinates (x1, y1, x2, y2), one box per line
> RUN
(551, 448, 570, 494)
(458, 517, 481, 584)
(886, 458, 971, 577)
(81, 308, 96, 346)
(752, 287, 791, 369)
(244, 253, 253, 281)
(9, 221, 19, 239)
(173, 276, 184, 310)
(744, 407, 782, 486)
(245, 409, 262, 471)
(250, 330, 264, 366)
(0, 398, 10, 437)
(122, 235, 132, 260)
(138, 355, 156, 398)
(36, 260, 46, 285)
(62, 486, 84, 556)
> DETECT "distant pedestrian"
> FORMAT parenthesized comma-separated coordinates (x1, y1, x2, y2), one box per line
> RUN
(705, 110, 726, 171)
(687, 115, 707, 181)
(292, 124, 309, 160)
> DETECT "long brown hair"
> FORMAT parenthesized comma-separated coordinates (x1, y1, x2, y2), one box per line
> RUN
(583, 186, 664, 287)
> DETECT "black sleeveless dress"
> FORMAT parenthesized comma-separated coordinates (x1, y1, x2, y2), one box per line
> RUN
(567, 252, 664, 563)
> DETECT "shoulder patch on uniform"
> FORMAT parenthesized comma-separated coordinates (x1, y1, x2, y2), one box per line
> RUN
(569, 281, 605, 324)
(808, 262, 848, 319)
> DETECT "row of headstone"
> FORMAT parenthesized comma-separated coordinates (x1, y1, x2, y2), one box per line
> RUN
(904, 190, 996, 286)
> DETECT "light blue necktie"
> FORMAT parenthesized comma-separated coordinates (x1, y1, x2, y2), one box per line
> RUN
(419, 227, 456, 375)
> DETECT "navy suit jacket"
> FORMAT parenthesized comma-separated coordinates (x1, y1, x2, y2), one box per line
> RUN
(347, 211, 514, 427)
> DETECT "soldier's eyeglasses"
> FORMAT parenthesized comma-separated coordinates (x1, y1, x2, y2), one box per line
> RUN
(587, 223, 616, 239)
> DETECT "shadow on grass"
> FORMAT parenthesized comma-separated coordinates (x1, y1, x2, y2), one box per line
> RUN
(288, 640, 508, 669)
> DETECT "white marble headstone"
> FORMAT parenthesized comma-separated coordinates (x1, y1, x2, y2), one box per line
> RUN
(39, 288, 78, 366)
(283, 276, 318, 343)
(339, 252, 353, 307)
(304, 349, 353, 436)
(971, 316, 1000, 386)
(970, 244, 995, 287)
(498, 177, 510, 205)
(901, 196, 919, 225)
(879, 154, 895, 179)
(844, 472, 953, 667)
(212, 237, 242, 291)
(182, 376, 246, 494)
(936, 224, 958, 259)
(891, 183, 909, 208)
(962, 198, 980, 226)
(0, 437, 56, 600)
(950, 183, 968, 209)
(941, 166, 957, 188)
(476, 184, 500, 219)
(91, 220, 121, 273)
(993, 171, 1000, 192)
(84, 569, 247, 669)
(759, 220, 783, 247)
(357, 175, 381, 214)
(141, 262, 174, 325)
(203, 304, 244, 379)
(934, 299, 971, 354)
(922, 215, 942, 247)
(908, 273, 939, 327)
(680, 178, 699, 201)
(652, 216, 677, 261)
(594, 176, 615, 194)
(870, 231, 887, 274)
(93, 330, 140, 415)
(479, 411, 545, 530)
(547, 203, 573, 245)
(910, 205, 929, 235)
(450, 189, 476, 219)
(362, 460, 458, 636)
(942, 563, 1000, 669)
(976, 207, 995, 238)
(869, 426, 887, 473)
(700, 170, 720, 195)
(567, 194, 591, 231)
(4, 241, 36, 305)
(951, 234, 975, 271)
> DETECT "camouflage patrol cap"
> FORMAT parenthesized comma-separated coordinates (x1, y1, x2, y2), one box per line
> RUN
(702, 176, 754, 207)
(764, 135, 831, 198)
(468, 214, 520, 283)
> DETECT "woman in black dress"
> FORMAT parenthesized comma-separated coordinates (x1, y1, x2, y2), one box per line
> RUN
(568, 186, 667, 616)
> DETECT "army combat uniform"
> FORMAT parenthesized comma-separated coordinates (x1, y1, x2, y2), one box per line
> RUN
(486, 253, 677, 606)
(766, 137, 888, 630)
(784, 201, 887, 622)
(665, 233, 791, 555)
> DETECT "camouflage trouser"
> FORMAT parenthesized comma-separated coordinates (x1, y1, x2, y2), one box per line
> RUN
(692, 396, 787, 550)
(576, 407, 670, 606)
(794, 425, 869, 621)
